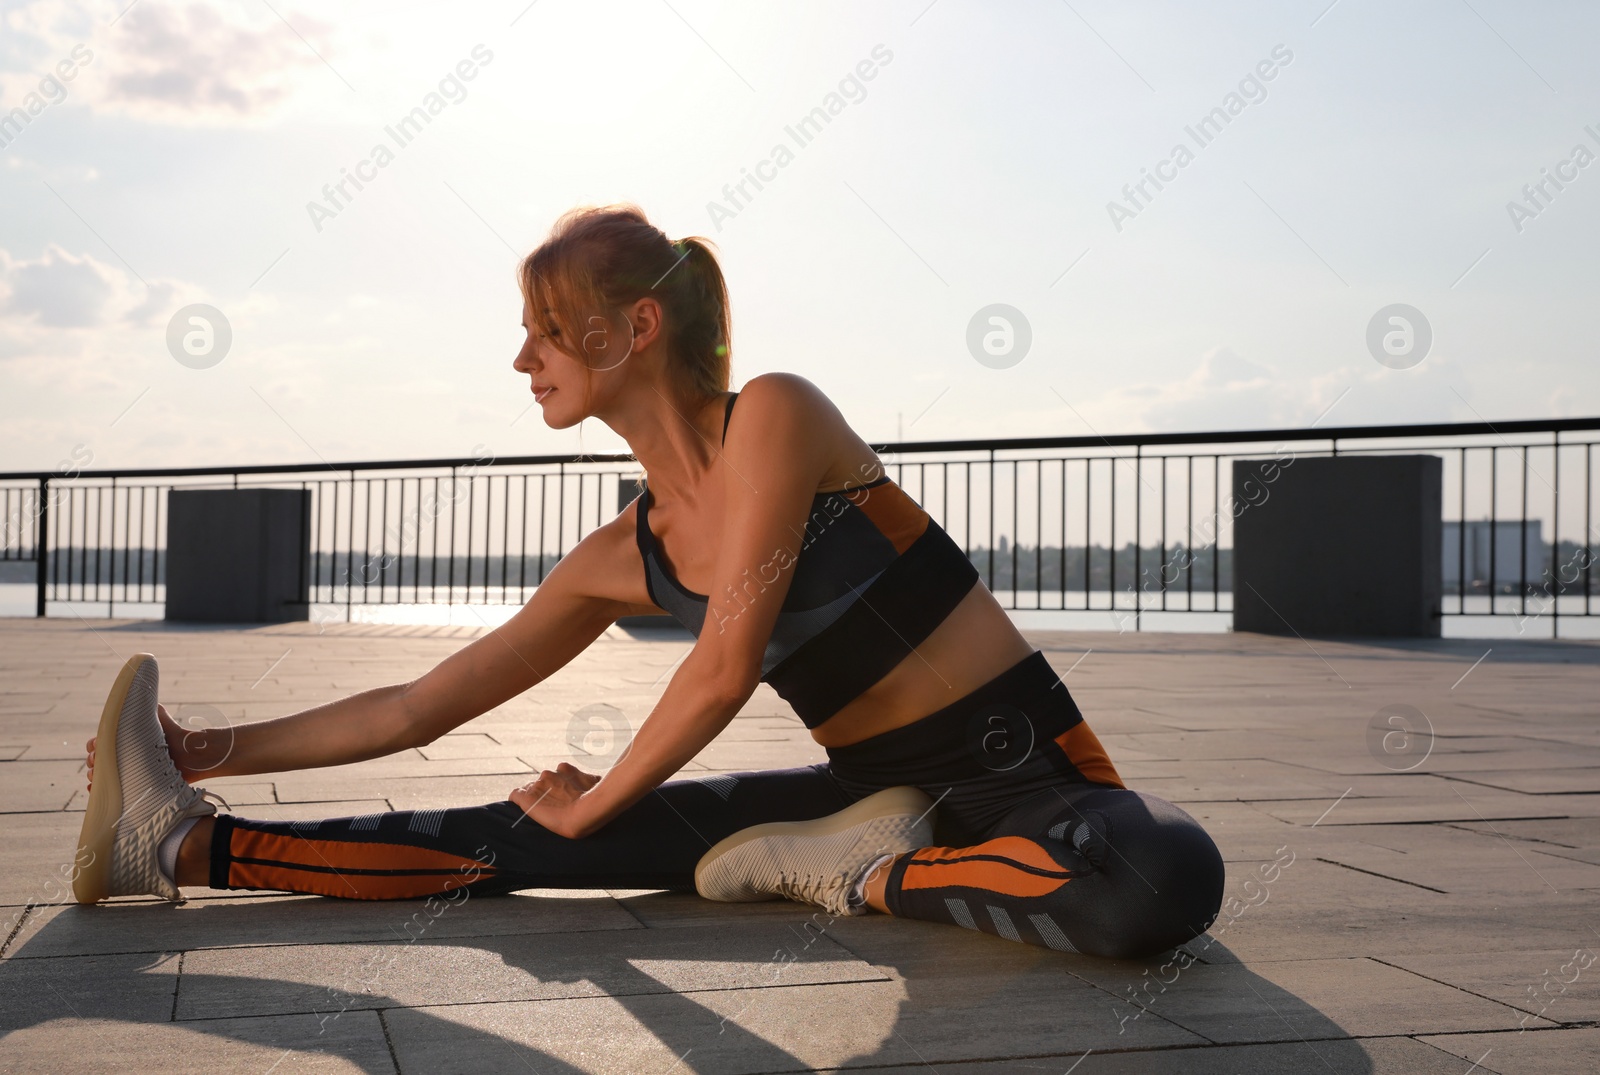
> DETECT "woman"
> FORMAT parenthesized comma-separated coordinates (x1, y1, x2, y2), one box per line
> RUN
(76, 205, 1223, 958)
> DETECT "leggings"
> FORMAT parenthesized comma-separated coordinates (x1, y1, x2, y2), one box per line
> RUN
(209, 654, 1225, 960)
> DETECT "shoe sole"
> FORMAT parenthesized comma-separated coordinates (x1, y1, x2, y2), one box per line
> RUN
(73, 653, 154, 904)
(694, 785, 935, 900)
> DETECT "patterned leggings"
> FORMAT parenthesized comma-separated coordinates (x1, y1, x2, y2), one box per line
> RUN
(213, 769, 1223, 959)
(209, 655, 1225, 959)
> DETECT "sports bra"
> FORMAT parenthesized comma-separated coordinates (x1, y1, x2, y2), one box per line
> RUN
(634, 393, 980, 728)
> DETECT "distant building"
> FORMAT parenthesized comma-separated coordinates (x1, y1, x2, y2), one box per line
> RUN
(1443, 520, 1544, 590)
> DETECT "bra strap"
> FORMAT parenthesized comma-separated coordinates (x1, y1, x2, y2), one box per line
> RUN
(721, 391, 740, 446)
(633, 481, 653, 551)
(633, 481, 662, 609)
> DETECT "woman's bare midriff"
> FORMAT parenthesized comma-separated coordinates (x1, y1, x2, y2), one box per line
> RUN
(807, 583, 1036, 749)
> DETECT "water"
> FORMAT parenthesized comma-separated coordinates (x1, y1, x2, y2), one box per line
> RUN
(6, 583, 1593, 637)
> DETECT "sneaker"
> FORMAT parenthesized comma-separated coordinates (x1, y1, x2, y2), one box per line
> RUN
(74, 654, 218, 904)
(694, 786, 935, 917)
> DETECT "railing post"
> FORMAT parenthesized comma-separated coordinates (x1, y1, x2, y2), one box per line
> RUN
(108, 476, 117, 619)
(1134, 444, 1142, 633)
(987, 449, 995, 594)
(1553, 430, 1560, 639)
(35, 477, 48, 618)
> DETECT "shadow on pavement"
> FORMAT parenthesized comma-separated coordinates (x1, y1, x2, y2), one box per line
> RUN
(0, 895, 1375, 1074)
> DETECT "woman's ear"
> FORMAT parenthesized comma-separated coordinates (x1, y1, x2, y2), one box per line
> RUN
(628, 297, 665, 353)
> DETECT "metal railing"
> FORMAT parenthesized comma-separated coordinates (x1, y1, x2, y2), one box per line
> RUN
(3, 416, 1597, 631)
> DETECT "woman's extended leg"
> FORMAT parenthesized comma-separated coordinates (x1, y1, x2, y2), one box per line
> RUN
(185, 765, 855, 899)
(869, 785, 1225, 959)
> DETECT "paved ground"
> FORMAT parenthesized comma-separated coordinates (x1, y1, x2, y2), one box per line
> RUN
(1, 616, 1597, 1074)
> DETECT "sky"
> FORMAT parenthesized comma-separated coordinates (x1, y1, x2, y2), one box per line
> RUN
(2, 0, 1598, 475)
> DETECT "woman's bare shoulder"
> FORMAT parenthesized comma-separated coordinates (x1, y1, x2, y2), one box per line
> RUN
(728, 373, 881, 491)
(737, 372, 838, 416)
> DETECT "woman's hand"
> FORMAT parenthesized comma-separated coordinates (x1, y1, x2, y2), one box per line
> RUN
(86, 703, 208, 791)
(509, 762, 603, 838)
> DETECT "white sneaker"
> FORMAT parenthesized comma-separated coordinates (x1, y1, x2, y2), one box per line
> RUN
(694, 786, 935, 917)
(74, 654, 218, 903)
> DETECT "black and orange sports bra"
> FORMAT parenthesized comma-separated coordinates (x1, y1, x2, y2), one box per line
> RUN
(634, 393, 979, 728)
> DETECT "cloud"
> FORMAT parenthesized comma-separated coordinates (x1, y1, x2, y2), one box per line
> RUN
(123, 280, 177, 325)
(0, 1, 332, 124)
(1111, 346, 1314, 432)
(0, 244, 113, 326)
(0, 243, 193, 375)
(108, 2, 327, 119)
(1075, 345, 1478, 435)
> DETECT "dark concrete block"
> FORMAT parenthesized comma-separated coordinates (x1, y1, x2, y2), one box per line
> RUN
(165, 489, 309, 623)
(1232, 455, 1441, 637)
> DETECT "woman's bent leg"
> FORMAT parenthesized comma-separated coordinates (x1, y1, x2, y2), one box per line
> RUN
(881, 785, 1225, 958)
(208, 765, 854, 899)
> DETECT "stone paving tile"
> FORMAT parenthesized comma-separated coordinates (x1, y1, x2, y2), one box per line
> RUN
(686, 737, 830, 771)
(62, 778, 280, 813)
(1416, 1026, 1600, 1075)
(1068, 955, 1550, 1043)
(235, 799, 395, 823)
(0, 951, 179, 1036)
(275, 753, 537, 782)
(607, 889, 844, 929)
(416, 732, 507, 760)
(1379, 948, 1599, 1025)
(1306, 821, 1600, 894)
(1438, 767, 1600, 794)
(0, 760, 82, 813)
(1419, 747, 1600, 773)
(0, 1009, 394, 1075)
(1249, 793, 1592, 827)
(823, 1036, 1475, 1074)
(0, 812, 87, 908)
(7, 740, 96, 761)
(176, 921, 888, 1021)
(1444, 817, 1600, 869)
(272, 773, 527, 808)
(7, 892, 640, 960)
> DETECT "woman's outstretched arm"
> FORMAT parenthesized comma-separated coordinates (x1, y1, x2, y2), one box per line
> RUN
(92, 517, 648, 783)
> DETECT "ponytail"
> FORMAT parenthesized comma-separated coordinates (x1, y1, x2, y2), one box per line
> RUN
(668, 236, 731, 399)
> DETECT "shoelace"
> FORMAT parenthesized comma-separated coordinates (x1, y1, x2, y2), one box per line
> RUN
(773, 870, 834, 907)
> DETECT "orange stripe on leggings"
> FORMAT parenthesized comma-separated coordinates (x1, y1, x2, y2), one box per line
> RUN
(899, 836, 1071, 898)
(227, 829, 493, 900)
(1054, 720, 1125, 788)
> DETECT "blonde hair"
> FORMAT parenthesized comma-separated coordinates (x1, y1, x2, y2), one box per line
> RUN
(518, 204, 731, 401)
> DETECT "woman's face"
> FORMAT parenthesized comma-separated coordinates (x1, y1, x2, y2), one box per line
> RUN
(513, 297, 601, 429)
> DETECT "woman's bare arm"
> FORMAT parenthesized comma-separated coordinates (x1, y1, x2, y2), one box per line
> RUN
(127, 517, 647, 781)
